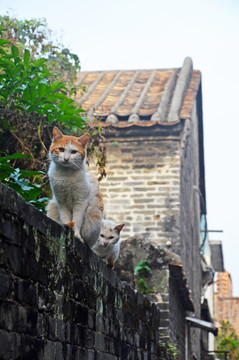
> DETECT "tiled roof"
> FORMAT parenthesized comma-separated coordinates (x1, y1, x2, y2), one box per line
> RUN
(75, 57, 201, 127)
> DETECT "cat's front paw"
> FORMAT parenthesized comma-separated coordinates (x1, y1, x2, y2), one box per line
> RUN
(74, 232, 84, 243)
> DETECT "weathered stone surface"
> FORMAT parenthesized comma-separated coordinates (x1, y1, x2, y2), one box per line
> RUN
(115, 233, 194, 359)
(0, 182, 161, 359)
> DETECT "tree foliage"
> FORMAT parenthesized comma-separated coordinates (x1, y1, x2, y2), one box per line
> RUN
(215, 321, 239, 360)
(0, 16, 106, 211)
(0, 15, 80, 93)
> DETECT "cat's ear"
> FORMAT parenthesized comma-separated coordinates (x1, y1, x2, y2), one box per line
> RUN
(114, 224, 125, 233)
(78, 134, 89, 147)
(52, 127, 63, 142)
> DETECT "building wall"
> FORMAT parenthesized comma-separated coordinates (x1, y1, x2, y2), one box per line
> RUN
(214, 271, 239, 335)
(179, 104, 202, 358)
(0, 183, 161, 360)
(97, 109, 202, 314)
(94, 113, 203, 356)
(98, 132, 181, 244)
(180, 111, 201, 303)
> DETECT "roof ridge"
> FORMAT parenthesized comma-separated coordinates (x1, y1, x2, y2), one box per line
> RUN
(168, 57, 193, 123)
(150, 69, 178, 122)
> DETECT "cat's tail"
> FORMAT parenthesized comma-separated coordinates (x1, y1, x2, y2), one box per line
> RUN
(46, 199, 61, 223)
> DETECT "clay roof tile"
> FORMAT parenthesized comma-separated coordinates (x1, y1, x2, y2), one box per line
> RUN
(75, 57, 201, 128)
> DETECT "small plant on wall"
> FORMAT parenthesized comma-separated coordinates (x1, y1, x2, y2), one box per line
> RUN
(134, 259, 153, 294)
(158, 337, 178, 360)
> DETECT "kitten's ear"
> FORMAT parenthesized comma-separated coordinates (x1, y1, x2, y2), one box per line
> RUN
(114, 224, 125, 233)
(52, 127, 63, 142)
(78, 134, 89, 147)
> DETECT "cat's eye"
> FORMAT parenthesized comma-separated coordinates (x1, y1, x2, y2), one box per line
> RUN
(59, 147, 65, 152)
(100, 234, 105, 238)
(71, 150, 78, 154)
(109, 236, 114, 240)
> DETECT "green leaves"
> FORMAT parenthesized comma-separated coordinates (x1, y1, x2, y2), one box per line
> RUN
(0, 15, 81, 91)
(134, 260, 153, 294)
(23, 49, 30, 66)
(0, 21, 88, 212)
(0, 153, 49, 212)
(0, 39, 86, 128)
(216, 321, 239, 359)
(0, 38, 12, 46)
(11, 45, 19, 60)
(134, 259, 152, 275)
(158, 339, 178, 360)
(137, 279, 152, 294)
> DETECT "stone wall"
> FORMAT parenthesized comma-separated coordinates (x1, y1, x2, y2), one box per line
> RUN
(168, 273, 186, 359)
(97, 128, 182, 244)
(115, 234, 194, 360)
(0, 182, 161, 360)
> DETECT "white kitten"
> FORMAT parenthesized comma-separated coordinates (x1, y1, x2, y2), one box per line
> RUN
(47, 127, 104, 248)
(92, 219, 125, 268)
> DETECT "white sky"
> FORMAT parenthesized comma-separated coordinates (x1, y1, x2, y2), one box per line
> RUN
(1, 0, 239, 295)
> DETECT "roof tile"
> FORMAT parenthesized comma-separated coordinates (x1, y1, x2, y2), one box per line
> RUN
(75, 57, 201, 127)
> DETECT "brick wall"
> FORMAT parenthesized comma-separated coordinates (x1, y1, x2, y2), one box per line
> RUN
(96, 118, 202, 311)
(0, 182, 161, 360)
(214, 272, 239, 335)
(96, 131, 181, 244)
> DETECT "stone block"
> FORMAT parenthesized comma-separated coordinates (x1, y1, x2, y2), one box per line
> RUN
(0, 329, 16, 360)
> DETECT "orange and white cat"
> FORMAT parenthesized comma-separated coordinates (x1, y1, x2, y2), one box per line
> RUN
(47, 127, 103, 248)
(92, 219, 125, 268)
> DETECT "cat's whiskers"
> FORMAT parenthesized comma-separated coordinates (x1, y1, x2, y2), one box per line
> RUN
(71, 162, 85, 171)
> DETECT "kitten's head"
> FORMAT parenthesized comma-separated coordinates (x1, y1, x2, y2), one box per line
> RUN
(99, 220, 125, 247)
(49, 127, 89, 169)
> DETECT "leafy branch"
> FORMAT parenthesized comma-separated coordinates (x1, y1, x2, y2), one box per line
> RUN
(0, 40, 86, 129)
(0, 153, 49, 211)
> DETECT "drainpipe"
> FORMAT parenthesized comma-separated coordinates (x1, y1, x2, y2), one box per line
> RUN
(185, 321, 189, 360)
